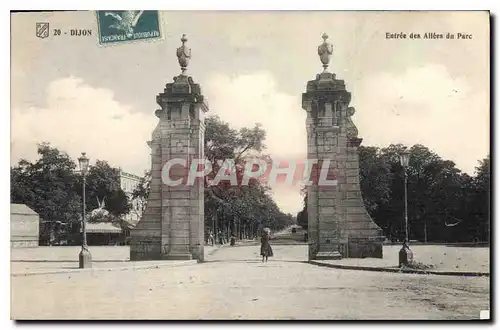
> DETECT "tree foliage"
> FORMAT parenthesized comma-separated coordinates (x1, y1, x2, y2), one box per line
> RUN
(11, 143, 82, 232)
(204, 116, 293, 239)
(11, 143, 131, 240)
(16, 125, 487, 245)
(359, 146, 392, 214)
(131, 170, 151, 218)
(11, 118, 296, 243)
(86, 160, 131, 217)
(297, 186, 308, 230)
(297, 143, 490, 243)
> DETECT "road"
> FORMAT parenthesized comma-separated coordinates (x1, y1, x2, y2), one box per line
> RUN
(11, 245, 490, 320)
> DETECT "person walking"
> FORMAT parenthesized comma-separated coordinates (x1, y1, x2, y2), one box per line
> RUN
(218, 229, 224, 245)
(260, 228, 273, 262)
(209, 231, 214, 246)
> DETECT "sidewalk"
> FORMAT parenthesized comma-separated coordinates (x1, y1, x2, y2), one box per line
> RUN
(309, 260, 489, 277)
(310, 245, 490, 276)
(309, 245, 490, 277)
(11, 260, 198, 277)
(11, 245, 222, 277)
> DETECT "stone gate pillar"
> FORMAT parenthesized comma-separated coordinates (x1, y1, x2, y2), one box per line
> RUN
(130, 34, 208, 261)
(303, 34, 384, 260)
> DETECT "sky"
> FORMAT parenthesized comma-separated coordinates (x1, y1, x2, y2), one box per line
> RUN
(11, 11, 490, 214)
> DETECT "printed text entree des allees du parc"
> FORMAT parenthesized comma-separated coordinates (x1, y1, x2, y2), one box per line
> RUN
(386, 32, 473, 39)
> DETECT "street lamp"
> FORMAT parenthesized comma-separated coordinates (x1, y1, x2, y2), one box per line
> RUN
(399, 150, 410, 243)
(78, 152, 92, 269)
(398, 149, 413, 267)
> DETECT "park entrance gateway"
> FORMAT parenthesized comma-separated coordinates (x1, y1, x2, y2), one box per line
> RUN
(130, 34, 207, 261)
(303, 34, 384, 260)
(130, 33, 384, 261)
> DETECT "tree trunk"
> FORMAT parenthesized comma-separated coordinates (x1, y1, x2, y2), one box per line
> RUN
(424, 220, 427, 243)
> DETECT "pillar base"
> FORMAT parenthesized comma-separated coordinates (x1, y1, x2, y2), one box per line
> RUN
(398, 244, 414, 267)
(347, 241, 384, 259)
(78, 249, 92, 269)
(315, 251, 342, 260)
(162, 253, 193, 260)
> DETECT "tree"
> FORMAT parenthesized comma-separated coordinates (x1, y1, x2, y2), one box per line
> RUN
(203, 116, 293, 239)
(13, 138, 490, 244)
(205, 116, 266, 163)
(298, 143, 488, 243)
(297, 186, 308, 229)
(359, 146, 392, 215)
(11, 143, 137, 242)
(131, 116, 290, 240)
(469, 155, 490, 241)
(85, 160, 131, 217)
(106, 189, 132, 218)
(11, 143, 82, 241)
(371, 144, 483, 243)
(131, 170, 151, 218)
(11, 159, 36, 206)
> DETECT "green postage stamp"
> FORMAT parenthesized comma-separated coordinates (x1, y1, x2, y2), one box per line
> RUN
(96, 10, 162, 45)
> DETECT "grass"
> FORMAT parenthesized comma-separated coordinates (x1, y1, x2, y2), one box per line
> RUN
(402, 259, 435, 270)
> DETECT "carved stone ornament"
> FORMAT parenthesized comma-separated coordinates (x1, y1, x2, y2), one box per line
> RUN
(346, 127, 358, 139)
(176, 142, 184, 152)
(317, 33, 334, 72)
(176, 34, 191, 74)
(345, 107, 359, 138)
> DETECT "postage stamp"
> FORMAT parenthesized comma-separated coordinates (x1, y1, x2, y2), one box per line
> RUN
(96, 10, 162, 45)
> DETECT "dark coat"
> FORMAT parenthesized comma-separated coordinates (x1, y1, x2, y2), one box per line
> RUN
(260, 233, 274, 257)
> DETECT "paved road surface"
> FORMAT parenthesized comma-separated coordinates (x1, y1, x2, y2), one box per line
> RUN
(11, 245, 489, 320)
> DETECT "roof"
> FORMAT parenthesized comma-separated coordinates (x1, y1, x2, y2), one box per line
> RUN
(122, 219, 139, 229)
(11, 204, 39, 216)
(119, 171, 142, 181)
(85, 222, 122, 234)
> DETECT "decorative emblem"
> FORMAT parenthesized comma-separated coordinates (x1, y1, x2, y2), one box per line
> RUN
(325, 137, 334, 151)
(176, 34, 191, 74)
(317, 33, 333, 71)
(36, 22, 49, 39)
(176, 141, 185, 152)
(347, 107, 356, 117)
(346, 127, 358, 139)
(345, 106, 359, 138)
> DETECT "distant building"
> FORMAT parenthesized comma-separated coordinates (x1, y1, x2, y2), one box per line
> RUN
(85, 222, 124, 246)
(119, 170, 143, 226)
(11, 204, 39, 248)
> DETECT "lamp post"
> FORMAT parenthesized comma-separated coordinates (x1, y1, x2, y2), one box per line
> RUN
(212, 213, 216, 246)
(78, 152, 92, 269)
(399, 150, 410, 242)
(398, 149, 413, 266)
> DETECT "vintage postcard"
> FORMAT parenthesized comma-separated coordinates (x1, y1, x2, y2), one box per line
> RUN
(10, 10, 490, 320)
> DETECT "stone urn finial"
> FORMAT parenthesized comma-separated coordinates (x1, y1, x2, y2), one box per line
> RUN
(317, 33, 333, 72)
(176, 34, 191, 75)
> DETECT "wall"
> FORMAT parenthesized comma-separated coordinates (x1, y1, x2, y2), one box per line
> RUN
(11, 204, 40, 248)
